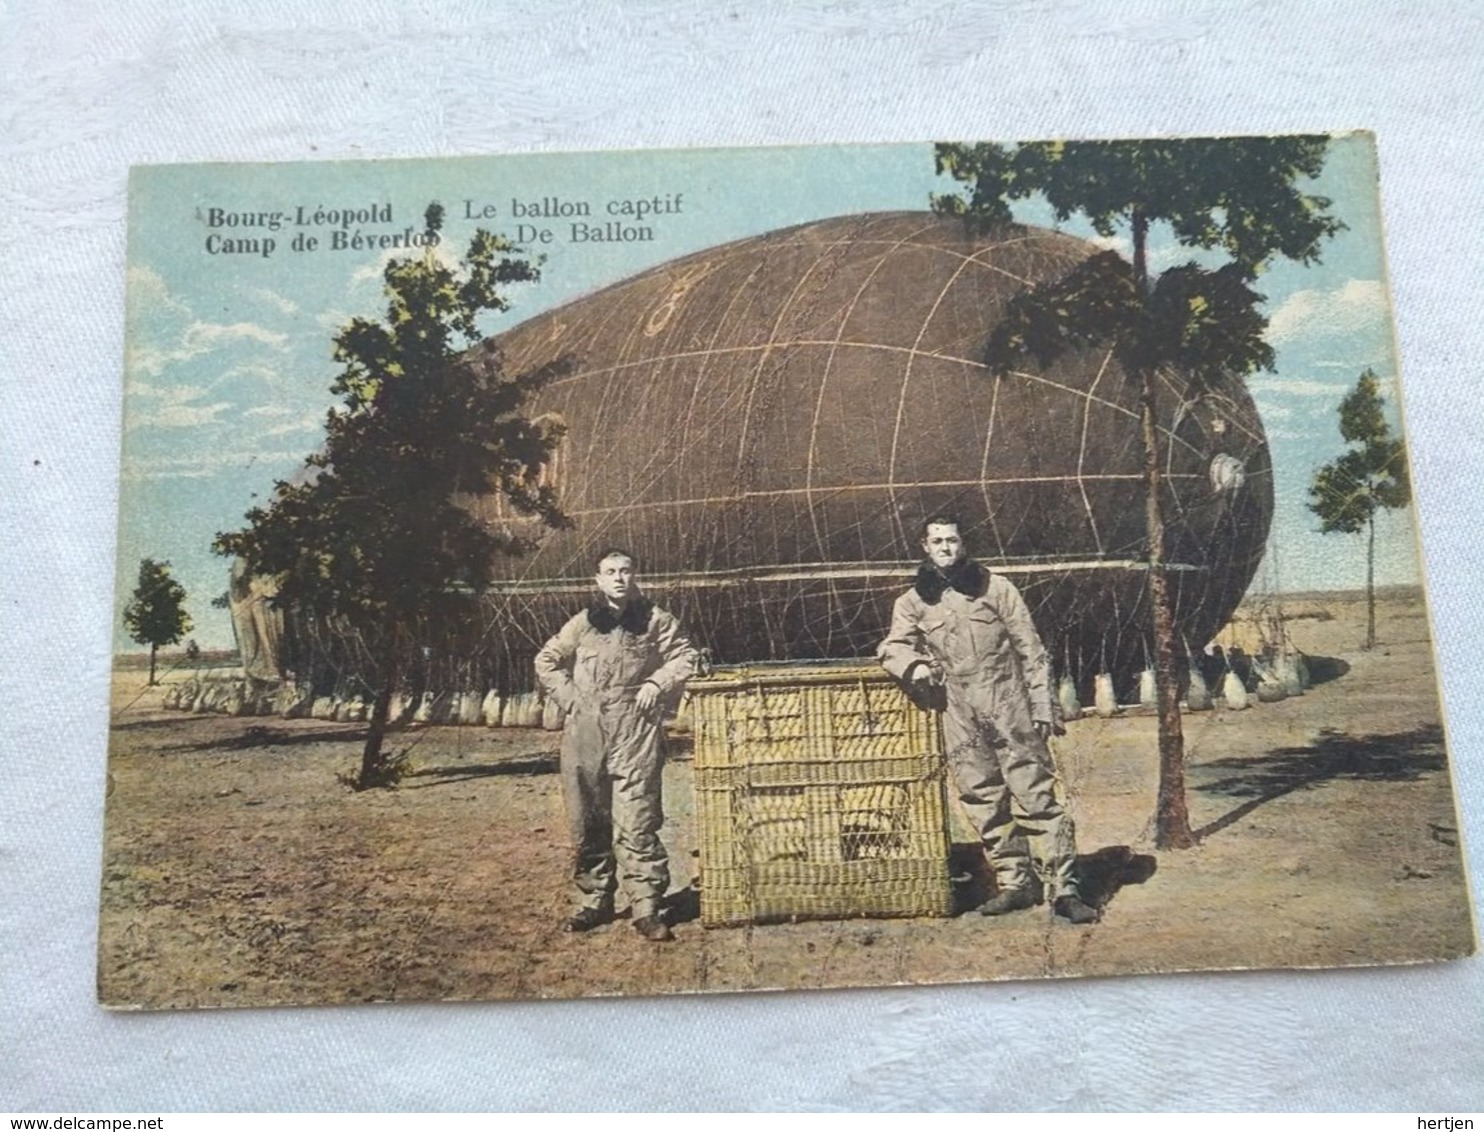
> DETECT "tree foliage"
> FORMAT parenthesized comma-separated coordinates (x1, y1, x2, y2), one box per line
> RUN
(1309, 370, 1410, 648)
(984, 252, 1275, 393)
(1309, 368, 1410, 530)
(941, 137, 1343, 389)
(123, 558, 192, 685)
(1309, 389, 1410, 534)
(933, 136, 1342, 849)
(214, 204, 571, 788)
(933, 138, 1342, 271)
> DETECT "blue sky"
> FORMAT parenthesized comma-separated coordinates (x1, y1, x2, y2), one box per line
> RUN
(116, 134, 1414, 650)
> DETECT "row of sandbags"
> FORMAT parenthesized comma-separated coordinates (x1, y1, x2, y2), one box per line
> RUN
(1055, 651, 1313, 720)
(160, 678, 276, 717)
(378, 689, 560, 729)
(160, 679, 567, 729)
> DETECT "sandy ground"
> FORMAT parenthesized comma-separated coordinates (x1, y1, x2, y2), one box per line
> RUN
(98, 592, 1476, 1009)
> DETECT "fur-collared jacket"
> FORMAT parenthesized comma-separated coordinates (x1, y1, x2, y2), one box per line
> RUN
(877, 559, 1054, 725)
(534, 591, 697, 718)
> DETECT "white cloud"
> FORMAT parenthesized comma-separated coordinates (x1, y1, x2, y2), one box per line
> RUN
(261, 417, 325, 440)
(349, 240, 462, 287)
(128, 319, 288, 378)
(121, 449, 316, 481)
(241, 286, 299, 317)
(1249, 378, 1352, 399)
(128, 401, 236, 430)
(1250, 367, 1400, 407)
(1082, 233, 1204, 273)
(183, 320, 287, 352)
(316, 307, 355, 333)
(1151, 244, 1210, 271)
(237, 402, 327, 439)
(220, 362, 289, 389)
(1266, 278, 1389, 345)
(125, 378, 206, 401)
(127, 265, 192, 319)
(1264, 426, 1322, 442)
(126, 357, 297, 434)
(127, 379, 207, 405)
(1087, 234, 1130, 257)
(124, 376, 234, 431)
(125, 265, 292, 380)
(125, 344, 175, 378)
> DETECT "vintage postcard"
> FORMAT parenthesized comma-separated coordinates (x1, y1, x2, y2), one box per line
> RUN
(102, 134, 1476, 1009)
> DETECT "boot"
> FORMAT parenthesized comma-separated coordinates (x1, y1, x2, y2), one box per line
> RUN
(633, 915, 674, 942)
(1053, 894, 1099, 924)
(977, 886, 1038, 916)
(565, 905, 613, 933)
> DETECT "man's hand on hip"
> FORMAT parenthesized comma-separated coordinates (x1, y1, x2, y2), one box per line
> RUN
(635, 681, 661, 715)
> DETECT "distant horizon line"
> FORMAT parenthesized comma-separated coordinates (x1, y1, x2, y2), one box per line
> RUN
(113, 582, 1426, 658)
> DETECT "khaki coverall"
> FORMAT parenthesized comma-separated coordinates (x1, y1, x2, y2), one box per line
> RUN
(877, 566, 1079, 899)
(534, 596, 697, 920)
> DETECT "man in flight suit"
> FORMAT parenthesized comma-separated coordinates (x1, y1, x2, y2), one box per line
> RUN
(535, 548, 698, 942)
(877, 516, 1098, 924)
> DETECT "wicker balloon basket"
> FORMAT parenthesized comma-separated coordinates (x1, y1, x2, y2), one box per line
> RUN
(689, 662, 953, 927)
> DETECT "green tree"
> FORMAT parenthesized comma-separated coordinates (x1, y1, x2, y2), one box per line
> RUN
(934, 136, 1343, 848)
(1308, 369, 1410, 650)
(123, 558, 193, 686)
(215, 204, 571, 790)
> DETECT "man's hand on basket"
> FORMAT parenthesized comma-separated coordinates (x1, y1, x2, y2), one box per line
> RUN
(1034, 719, 1066, 742)
(909, 660, 944, 688)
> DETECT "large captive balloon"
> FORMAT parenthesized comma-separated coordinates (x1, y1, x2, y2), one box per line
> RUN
(451, 211, 1273, 696)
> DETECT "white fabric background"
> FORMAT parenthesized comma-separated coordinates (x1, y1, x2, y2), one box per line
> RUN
(2, 0, 1482, 1112)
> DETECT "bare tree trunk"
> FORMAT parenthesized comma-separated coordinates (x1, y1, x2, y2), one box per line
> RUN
(1142, 370, 1197, 849)
(1366, 512, 1376, 650)
(356, 652, 401, 790)
(148, 643, 157, 687)
(1131, 209, 1196, 850)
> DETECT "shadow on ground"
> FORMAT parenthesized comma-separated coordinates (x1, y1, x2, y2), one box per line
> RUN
(948, 842, 1156, 915)
(110, 715, 211, 733)
(664, 883, 703, 925)
(1304, 655, 1351, 686)
(1197, 652, 1350, 691)
(146, 721, 517, 756)
(402, 753, 560, 787)
(1078, 845, 1159, 909)
(154, 724, 373, 752)
(1191, 722, 1446, 840)
(651, 846, 1158, 927)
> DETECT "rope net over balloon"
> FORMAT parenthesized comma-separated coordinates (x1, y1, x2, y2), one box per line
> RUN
(244, 213, 1273, 708)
